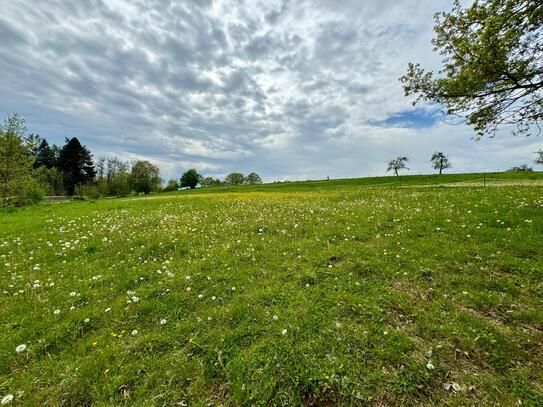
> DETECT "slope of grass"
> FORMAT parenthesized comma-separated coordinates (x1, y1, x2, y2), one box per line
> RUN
(162, 171, 543, 195)
(0, 177, 542, 406)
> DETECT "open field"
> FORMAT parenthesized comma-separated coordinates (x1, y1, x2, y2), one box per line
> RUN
(1, 173, 542, 406)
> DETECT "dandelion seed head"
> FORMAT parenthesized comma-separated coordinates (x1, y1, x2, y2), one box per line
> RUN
(1, 394, 14, 405)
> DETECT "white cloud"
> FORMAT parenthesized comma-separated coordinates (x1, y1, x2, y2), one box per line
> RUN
(0, 0, 541, 182)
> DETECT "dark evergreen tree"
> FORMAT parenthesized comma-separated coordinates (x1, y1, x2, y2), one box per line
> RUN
(57, 137, 96, 195)
(34, 138, 58, 169)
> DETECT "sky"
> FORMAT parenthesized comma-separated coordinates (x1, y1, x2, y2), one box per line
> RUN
(1, 0, 541, 182)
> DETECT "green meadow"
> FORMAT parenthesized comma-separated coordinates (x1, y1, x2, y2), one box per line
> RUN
(1, 173, 542, 406)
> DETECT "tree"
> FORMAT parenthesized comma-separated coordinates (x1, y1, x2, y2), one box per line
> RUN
(33, 166, 64, 196)
(163, 179, 179, 192)
(33, 138, 58, 169)
(386, 157, 409, 176)
(105, 157, 131, 197)
(507, 164, 533, 172)
(535, 149, 543, 166)
(57, 137, 96, 195)
(245, 172, 263, 184)
(130, 160, 161, 195)
(430, 152, 452, 174)
(201, 176, 222, 188)
(224, 172, 245, 185)
(0, 114, 35, 205)
(400, 0, 543, 138)
(180, 169, 202, 189)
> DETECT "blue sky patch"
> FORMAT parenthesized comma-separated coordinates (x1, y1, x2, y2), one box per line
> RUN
(371, 108, 441, 129)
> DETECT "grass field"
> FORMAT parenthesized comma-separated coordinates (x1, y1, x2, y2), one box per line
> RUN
(1, 173, 542, 406)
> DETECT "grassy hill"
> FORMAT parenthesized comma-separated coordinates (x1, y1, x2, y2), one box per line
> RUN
(0, 172, 542, 406)
(164, 171, 543, 195)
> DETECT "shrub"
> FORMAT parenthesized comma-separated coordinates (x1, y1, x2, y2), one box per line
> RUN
(25, 183, 45, 204)
(163, 179, 179, 192)
(74, 184, 100, 199)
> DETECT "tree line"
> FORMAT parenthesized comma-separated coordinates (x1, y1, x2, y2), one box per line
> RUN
(1, 114, 95, 205)
(0, 114, 163, 205)
(0, 113, 264, 205)
(164, 169, 263, 191)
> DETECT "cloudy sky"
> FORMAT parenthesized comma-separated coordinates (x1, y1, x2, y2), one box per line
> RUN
(1, 0, 541, 181)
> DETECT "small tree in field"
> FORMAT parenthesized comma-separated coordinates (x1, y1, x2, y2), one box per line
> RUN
(386, 157, 409, 176)
(535, 150, 543, 167)
(245, 172, 263, 184)
(130, 160, 161, 194)
(180, 169, 202, 189)
(224, 172, 245, 185)
(431, 152, 452, 174)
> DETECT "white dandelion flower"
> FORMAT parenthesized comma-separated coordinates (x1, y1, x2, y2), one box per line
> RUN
(1, 394, 14, 405)
(15, 344, 27, 353)
(131, 330, 138, 336)
(281, 328, 287, 335)
(53, 309, 60, 315)
(160, 319, 167, 325)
